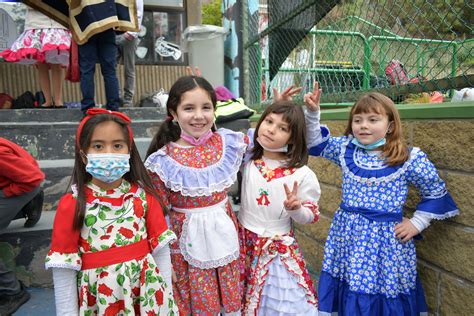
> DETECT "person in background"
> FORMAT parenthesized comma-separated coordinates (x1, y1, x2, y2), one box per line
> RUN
(0, 7, 71, 108)
(116, 0, 144, 108)
(0, 137, 45, 315)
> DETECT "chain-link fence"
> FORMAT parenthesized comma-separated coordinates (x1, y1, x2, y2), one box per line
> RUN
(243, 0, 473, 107)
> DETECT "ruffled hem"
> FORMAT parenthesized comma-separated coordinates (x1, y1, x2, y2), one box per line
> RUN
(318, 271, 428, 316)
(256, 257, 318, 315)
(340, 139, 421, 184)
(145, 128, 247, 197)
(415, 209, 459, 220)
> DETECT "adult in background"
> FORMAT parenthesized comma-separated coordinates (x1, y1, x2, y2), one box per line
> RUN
(0, 137, 45, 315)
(117, 0, 144, 107)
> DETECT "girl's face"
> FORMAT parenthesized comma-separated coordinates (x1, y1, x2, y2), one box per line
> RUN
(171, 87, 214, 141)
(351, 110, 390, 145)
(258, 112, 291, 153)
(86, 121, 129, 155)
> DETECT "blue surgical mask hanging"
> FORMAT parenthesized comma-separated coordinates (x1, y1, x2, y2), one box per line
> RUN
(351, 122, 392, 150)
(351, 137, 386, 150)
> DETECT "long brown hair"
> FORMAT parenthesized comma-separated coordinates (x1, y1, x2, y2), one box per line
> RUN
(72, 114, 167, 230)
(344, 92, 409, 166)
(146, 75, 217, 158)
(252, 101, 308, 168)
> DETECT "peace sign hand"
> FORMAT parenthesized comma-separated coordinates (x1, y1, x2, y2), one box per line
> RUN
(283, 181, 302, 211)
(303, 81, 322, 112)
(273, 85, 303, 102)
(186, 66, 202, 77)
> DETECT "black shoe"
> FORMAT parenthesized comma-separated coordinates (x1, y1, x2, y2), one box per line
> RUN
(0, 282, 31, 315)
(23, 190, 44, 228)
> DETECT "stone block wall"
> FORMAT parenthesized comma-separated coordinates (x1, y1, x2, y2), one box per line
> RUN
(295, 116, 474, 316)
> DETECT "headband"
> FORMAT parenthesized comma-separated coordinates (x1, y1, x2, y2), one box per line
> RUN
(76, 108, 134, 148)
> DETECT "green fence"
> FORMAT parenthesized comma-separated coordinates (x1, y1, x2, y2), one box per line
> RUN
(243, 0, 473, 107)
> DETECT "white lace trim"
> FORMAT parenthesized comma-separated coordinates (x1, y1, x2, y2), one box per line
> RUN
(179, 213, 239, 269)
(421, 189, 448, 199)
(151, 230, 177, 254)
(415, 209, 460, 220)
(145, 129, 247, 197)
(340, 139, 422, 184)
(45, 262, 81, 271)
(353, 147, 386, 170)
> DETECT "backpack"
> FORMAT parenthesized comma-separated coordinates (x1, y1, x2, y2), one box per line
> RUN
(385, 60, 409, 85)
(215, 98, 255, 123)
(12, 91, 36, 109)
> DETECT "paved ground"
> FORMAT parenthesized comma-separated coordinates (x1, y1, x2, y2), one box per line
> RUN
(14, 287, 55, 316)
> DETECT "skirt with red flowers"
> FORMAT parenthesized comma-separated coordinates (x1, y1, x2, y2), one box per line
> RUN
(0, 28, 71, 66)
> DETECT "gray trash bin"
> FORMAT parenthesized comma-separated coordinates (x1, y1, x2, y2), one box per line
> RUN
(182, 25, 227, 87)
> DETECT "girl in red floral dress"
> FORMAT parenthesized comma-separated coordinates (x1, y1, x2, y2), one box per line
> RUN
(145, 76, 248, 315)
(45, 108, 178, 315)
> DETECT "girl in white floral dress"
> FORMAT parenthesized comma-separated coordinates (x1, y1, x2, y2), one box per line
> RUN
(45, 108, 178, 315)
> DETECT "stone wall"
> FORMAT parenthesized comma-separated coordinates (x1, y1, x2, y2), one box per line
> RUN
(295, 115, 474, 316)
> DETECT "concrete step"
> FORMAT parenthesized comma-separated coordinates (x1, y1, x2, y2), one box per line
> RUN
(0, 108, 165, 161)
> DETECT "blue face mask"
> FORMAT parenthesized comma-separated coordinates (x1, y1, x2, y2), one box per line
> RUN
(86, 153, 130, 183)
(351, 137, 386, 150)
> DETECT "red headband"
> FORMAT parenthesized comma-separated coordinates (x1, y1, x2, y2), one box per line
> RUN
(76, 108, 134, 148)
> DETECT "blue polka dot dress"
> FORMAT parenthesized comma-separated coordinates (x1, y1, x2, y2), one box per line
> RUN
(309, 126, 458, 316)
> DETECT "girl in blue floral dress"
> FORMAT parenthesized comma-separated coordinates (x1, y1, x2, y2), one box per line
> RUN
(45, 108, 178, 315)
(303, 86, 459, 316)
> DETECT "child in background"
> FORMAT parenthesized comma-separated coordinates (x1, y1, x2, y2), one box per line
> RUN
(239, 101, 320, 315)
(145, 75, 247, 315)
(0, 7, 71, 108)
(45, 109, 178, 315)
(304, 84, 459, 315)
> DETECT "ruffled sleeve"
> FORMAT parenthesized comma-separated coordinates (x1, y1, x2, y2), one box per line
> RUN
(145, 192, 176, 252)
(406, 149, 459, 220)
(45, 194, 82, 271)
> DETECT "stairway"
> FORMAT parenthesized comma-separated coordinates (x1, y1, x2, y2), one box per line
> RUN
(0, 107, 248, 288)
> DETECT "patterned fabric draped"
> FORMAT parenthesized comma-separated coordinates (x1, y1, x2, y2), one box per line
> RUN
(23, 0, 139, 44)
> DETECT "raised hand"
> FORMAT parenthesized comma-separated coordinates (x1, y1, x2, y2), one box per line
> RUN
(303, 81, 322, 112)
(283, 181, 302, 211)
(186, 66, 202, 77)
(272, 85, 303, 102)
(394, 217, 420, 243)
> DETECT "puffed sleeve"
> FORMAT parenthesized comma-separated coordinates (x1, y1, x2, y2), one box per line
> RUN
(306, 115, 347, 167)
(45, 194, 82, 270)
(406, 149, 459, 220)
(145, 192, 176, 253)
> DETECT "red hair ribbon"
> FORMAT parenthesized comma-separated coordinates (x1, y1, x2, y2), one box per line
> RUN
(76, 108, 134, 148)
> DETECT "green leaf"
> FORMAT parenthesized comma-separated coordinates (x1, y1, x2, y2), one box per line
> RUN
(147, 288, 155, 295)
(117, 274, 125, 286)
(91, 228, 98, 235)
(85, 214, 97, 227)
(99, 297, 106, 305)
(117, 218, 125, 224)
(98, 211, 106, 220)
(126, 217, 134, 222)
(115, 263, 123, 271)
